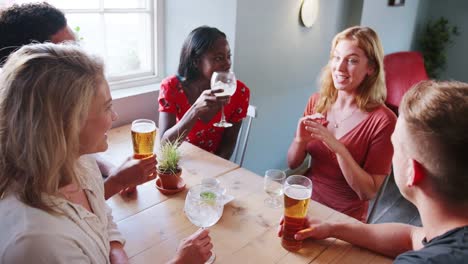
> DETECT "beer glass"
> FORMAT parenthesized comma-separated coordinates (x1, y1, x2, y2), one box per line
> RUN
(184, 184, 224, 264)
(131, 119, 156, 159)
(281, 175, 312, 251)
(127, 119, 156, 193)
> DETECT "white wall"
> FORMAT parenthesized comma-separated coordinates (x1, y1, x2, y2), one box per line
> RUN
(234, 0, 354, 174)
(164, 0, 237, 76)
(360, 0, 421, 54)
(112, 91, 159, 127)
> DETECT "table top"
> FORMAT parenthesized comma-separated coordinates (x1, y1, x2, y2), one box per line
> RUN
(104, 124, 392, 263)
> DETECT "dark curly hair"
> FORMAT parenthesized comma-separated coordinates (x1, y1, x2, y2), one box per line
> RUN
(0, 2, 67, 66)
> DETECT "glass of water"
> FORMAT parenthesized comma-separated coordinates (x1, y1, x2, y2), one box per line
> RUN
(264, 169, 286, 208)
(184, 184, 224, 263)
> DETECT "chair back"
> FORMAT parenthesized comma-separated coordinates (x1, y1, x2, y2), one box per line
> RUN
(232, 105, 257, 167)
(384, 51, 429, 114)
(367, 52, 428, 223)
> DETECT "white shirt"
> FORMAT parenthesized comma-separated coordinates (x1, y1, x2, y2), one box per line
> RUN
(0, 155, 125, 264)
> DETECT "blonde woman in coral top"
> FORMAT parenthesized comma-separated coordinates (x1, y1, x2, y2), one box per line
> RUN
(288, 26, 396, 222)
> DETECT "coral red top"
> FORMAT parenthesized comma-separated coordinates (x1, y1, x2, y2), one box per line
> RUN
(303, 94, 396, 222)
(158, 75, 250, 153)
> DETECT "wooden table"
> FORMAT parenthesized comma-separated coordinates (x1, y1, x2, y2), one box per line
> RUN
(104, 124, 392, 263)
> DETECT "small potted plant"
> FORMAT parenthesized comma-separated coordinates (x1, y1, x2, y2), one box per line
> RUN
(157, 138, 182, 190)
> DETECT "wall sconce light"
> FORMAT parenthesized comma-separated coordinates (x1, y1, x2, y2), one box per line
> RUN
(388, 0, 405, 6)
(300, 0, 319, 28)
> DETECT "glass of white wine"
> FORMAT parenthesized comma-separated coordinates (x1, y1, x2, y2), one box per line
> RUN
(184, 184, 224, 263)
(211, 71, 236, 128)
(264, 169, 286, 208)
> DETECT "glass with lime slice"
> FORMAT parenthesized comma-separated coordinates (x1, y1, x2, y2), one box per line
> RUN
(184, 184, 224, 264)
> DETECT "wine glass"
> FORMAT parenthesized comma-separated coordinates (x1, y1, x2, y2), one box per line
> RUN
(184, 184, 224, 263)
(211, 71, 237, 128)
(263, 169, 286, 208)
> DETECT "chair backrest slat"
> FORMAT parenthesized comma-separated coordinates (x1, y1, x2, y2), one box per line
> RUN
(232, 105, 257, 167)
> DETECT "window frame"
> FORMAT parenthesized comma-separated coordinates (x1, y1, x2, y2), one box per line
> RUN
(61, 0, 164, 90)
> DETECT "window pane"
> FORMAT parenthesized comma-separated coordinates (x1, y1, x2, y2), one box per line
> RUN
(104, 0, 148, 9)
(104, 13, 152, 77)
(47, 0, 99, 9)
(66, 14, 106, 57)
(4, 0, 159, 86)
(67, 13, 152, 78)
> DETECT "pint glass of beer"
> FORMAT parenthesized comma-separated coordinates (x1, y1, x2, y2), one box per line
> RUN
(281, 175, 312, 251)
(125, 119, 156, 193)
(131, 119, 156, 159)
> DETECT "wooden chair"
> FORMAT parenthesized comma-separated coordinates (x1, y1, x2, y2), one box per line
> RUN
(367, 51, 429, 223)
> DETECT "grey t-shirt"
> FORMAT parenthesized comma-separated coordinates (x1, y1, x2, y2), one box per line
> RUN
(394, 226, 468, 263)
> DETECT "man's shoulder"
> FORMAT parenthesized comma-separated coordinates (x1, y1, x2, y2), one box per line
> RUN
(395, 250, 468, 264)
(394, 226, 468, 264)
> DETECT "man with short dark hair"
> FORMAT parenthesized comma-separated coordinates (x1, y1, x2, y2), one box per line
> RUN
(0, 2, 75, 66)
(279, 80, 468, 263)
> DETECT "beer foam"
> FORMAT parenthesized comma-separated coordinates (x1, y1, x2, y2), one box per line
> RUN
(132, 122, 156, 133)
(284, 184, 311, 200)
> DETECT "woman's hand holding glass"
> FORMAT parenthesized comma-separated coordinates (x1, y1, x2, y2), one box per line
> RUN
(184, 184, 224, 264)
(192, 89, 229, 123)
(278, 217, 332, 241)
(112, 156, 157, 193)
(173, 228, 213, 264)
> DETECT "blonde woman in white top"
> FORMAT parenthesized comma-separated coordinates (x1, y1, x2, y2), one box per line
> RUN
(0, 43, 213, 264)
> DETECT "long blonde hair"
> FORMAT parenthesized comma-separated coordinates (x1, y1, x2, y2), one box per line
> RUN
(315, 26, 386, 113)
(0, 43, 104, 212)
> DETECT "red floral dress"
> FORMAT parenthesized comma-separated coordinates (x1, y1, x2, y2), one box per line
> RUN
(158, 75, 250, 153)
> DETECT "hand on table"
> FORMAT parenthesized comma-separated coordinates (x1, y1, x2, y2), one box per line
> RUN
(278, 216, 332, 241)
